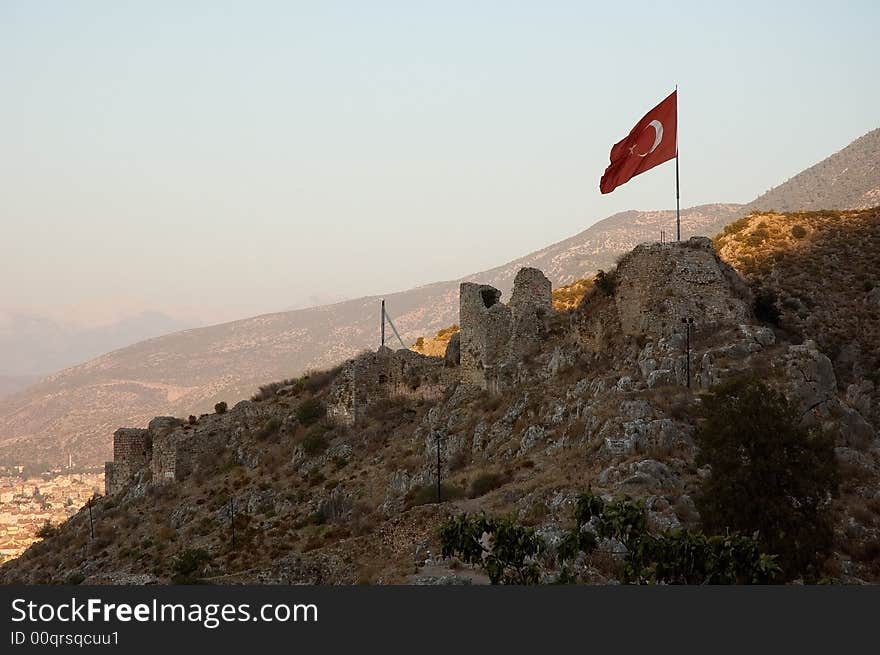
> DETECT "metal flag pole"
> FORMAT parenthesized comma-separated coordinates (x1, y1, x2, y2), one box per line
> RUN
(675, 85, 681, 241)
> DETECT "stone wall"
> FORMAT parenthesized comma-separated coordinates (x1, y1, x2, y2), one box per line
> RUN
(326, 347, 448, 425)
(459, 267, 553, 389)
(614, 237, 751, 337)
(104, 428, 150, 495)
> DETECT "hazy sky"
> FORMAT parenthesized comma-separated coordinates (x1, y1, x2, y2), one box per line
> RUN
(2, 1, 878, 325)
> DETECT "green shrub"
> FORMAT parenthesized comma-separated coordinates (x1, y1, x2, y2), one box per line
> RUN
(408, 483, 464, 507)
(214, 401, 228, 414)
(296, 398, 326, 426)
(65, 571, 86, 585)
(36, 520, 58, 539)
(256, 416, 283, 441)
(468, 471, 510, 498)
(791, 224, 808, 239)
(753, 286, 781, 325)
(441, 493, 781, 585)
(694, 377, 839, 580)
(594, 269, 617, 296)
(440, 514, 544, 584)
(171, 548, 212, 584)
(301, 425, 329, 455)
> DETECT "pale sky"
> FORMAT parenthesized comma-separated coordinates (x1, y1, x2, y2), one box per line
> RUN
(2, 1, 878, 325)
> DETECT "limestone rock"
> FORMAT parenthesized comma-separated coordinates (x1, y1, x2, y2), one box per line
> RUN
(647, 369, 675, 388)
(783, 340, 837, 418)
(739, 324, 776, 347)
(519, 425, 547, 454)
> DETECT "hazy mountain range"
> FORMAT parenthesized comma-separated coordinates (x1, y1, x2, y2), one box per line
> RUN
(0, 128, 877, 469)
(0, 311, 196, 393)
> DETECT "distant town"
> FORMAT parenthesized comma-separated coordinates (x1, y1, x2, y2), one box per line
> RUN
(0, 459, 103, 562)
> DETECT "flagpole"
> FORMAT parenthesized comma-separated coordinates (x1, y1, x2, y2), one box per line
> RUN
(675, 85, 680, 241)
(675, 153, 680, 241)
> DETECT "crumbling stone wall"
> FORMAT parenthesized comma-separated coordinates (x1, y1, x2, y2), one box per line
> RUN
(614, 237, 751, 337)
(459, 267, 553, 389)
(104, 428, 150, 495)
(509, 267, 552, 358)
(326, 347, 448, 425)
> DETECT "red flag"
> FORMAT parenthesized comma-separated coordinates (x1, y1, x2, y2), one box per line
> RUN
(600, 91, 677, 194)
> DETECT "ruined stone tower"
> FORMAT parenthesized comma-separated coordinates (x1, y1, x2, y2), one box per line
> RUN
(613, 236, 751, 336)
(459, 267, 552, 390)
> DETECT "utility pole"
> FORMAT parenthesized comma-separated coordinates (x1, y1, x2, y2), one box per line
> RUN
(380, 299, 386, 348)
(87, 497, 94, 539)
(229, 496, 236, 550)
(681, 317, 694, 388)
(435, 432, 442, 503)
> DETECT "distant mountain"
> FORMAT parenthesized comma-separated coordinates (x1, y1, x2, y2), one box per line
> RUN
(747, 128, 880, 212)
(0, 127, 877, 469)
(0, 375, 40, 400)
(0, 310, 196, 378)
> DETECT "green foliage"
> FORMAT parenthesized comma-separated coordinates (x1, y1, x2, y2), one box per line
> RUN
(594, 269, 617, 296)
(252, 377, 303, 401)
(565, 493, 779, 584)
(187, 415, 197, 425)
(256, 416, 282, 441)
(65, 571, 86, 585)
(468, 471, 511, 498)
(753, 286, 781, 325)
(440, 514, 544, 584)
(441, 492, 781, 585)
(638, 529, 781, 584)
(36, 520, 58, 539)
(214, 401, 228, 414)
(408, 483, 464, 507)
(296, 397, 326, 426)
(694, 377, 839, 580)
(171, 548, 212, 584)
(301, 425, 329, 455)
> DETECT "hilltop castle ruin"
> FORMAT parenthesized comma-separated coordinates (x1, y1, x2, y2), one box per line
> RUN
(105, 236, 754, 495)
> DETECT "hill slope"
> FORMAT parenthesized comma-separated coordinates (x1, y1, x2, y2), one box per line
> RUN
(716, 207, 880, 395)
(747, 128, 880, 212)
(3, 230, 877, 585)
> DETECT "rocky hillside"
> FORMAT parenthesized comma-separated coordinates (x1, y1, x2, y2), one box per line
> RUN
(747, 128, 880, 212)
(1, 126, 878, 471)
(716, 208, 880, 391)
(2, 235, 877, 585)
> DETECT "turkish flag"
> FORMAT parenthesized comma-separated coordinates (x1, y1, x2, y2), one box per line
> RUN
(600, 91, 677, 194)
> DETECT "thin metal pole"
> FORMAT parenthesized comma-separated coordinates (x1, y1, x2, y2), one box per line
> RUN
(88, 497, 94, 539)
(675, 154, 681, 241)
(675, 84, 681, 242)
(380, 299, 386, 348)
(230, 497, 236, 550)
(686, 321, 691, 389)
(435, 433, 442, 503)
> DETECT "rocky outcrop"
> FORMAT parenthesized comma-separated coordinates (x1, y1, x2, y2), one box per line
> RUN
(782, 340, 838, 419)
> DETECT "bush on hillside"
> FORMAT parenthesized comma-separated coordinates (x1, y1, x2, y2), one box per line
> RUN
(295, 398, 326, 426)
(694, 377, 839, 580)
(791, 224, 808, 239)
(752, 286, 781, 325)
